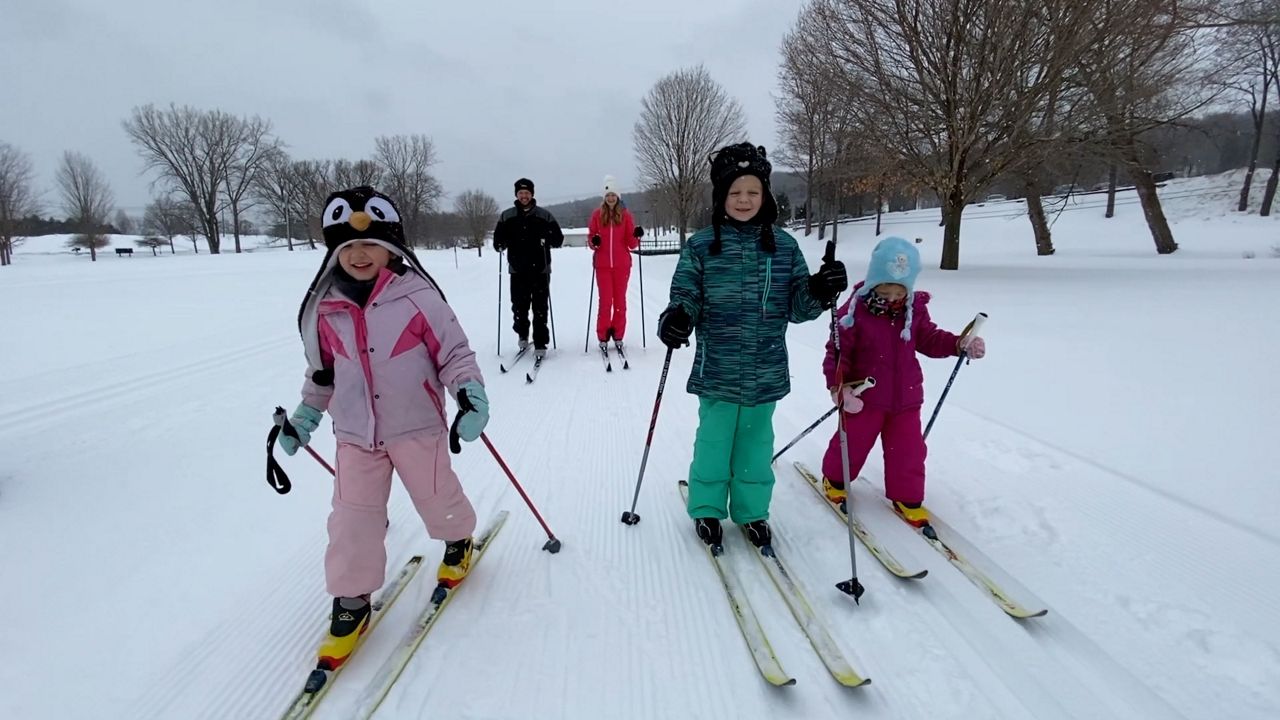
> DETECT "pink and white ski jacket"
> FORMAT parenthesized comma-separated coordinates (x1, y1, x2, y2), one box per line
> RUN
(301, 268, 483, 450)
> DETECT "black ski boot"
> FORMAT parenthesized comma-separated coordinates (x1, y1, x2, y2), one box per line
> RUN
(743, 520, 773, 552)
(695, 517, 723, 548)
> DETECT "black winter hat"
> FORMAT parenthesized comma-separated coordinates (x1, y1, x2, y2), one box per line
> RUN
(514, 178, 535, 195)
(708, 143, 777, 255)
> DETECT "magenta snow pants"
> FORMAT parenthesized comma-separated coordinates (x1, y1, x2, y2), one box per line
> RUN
(326, 431, 477, 597)
(820, 407, 927, 505)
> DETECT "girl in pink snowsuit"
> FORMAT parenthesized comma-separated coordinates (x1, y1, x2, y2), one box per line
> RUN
(587, 176, 641, 347)
(281, 187, 489, 619)
(820, 237, 985, 526)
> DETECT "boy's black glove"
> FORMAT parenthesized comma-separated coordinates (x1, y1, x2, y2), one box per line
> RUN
(658, 306, 693, 349)
(808, 241, 848, 308)
(591, 234, 601, 248)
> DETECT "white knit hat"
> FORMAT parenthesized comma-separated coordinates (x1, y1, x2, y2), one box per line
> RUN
(603, 175, 620, 198)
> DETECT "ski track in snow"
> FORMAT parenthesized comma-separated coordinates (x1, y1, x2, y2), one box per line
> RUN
(5, 191, 1278, 720)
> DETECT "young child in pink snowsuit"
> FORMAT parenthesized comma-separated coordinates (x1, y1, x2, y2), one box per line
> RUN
(587, 175, 641, 348)
(820, 236, 985, 527)
(280, 186, 490, 667)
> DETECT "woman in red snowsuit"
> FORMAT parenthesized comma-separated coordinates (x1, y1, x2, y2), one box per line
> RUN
(587, 176, 640, 348)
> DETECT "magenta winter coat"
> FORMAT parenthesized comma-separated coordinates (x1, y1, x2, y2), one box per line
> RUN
(823, 284, 962, 413)
(301, 268, 483, 450)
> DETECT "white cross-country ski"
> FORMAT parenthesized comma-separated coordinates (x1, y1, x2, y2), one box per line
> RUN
(678, 481, 795, 687)
(277, 555, 424, 720)
(793, 462, 928, 580)
(499, 346, 531, 374)
(525, 353, 545, 383)
(854, 478, 1048, 619)
(613, 342, 630, 370)
(741, 527, 870, 687)
(599, 343, 612, 372)
(352, 511, 509, 719)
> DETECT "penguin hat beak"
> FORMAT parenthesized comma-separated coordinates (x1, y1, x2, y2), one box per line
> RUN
(348, 211, 372, 232)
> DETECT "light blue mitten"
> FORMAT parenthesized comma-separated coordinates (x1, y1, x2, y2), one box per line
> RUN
(280, 403, 324, 456)
(455, 381, 489, 442)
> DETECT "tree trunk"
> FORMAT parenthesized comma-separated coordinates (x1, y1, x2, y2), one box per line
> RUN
(940, 186, 965, 270)
(90, 244, 97, 262)
(232, 204, 243, 253)
(1024, 175, 1055, 256)
(803, 163, 814, 236)
(167, 234, 175, 254)
(1105, 164, 1118, 218)
(1260, 152, 1279, 217)
(1127, 155, 1178, 254)
(151, 246, 158, 257)
(1, 240, 9, 266)
(1240, 90, 1269, 212)
(875, 184, 884, 236)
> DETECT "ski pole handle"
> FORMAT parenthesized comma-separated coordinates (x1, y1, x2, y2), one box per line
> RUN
(849, 376, 876, 397)
(961, 312, 987, 341)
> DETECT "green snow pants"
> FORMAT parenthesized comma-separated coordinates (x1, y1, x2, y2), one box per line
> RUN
(685, 398, 777, 524)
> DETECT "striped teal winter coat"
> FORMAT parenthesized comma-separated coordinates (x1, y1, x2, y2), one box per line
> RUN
(664, 223, 825, 406)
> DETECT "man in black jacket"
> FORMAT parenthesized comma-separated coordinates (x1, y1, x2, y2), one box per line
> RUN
(493, 178, 564, 357)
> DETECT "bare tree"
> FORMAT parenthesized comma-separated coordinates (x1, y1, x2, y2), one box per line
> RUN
(808, 0, 1098, 269)
(776, 25, 843, 237)
(221, 115, 277, 253)
(56, 151, 115, 261)
(124, 104, 260, 254)
(289, 159, 334, 249)
(332, 158, 385, 190)
(135, 237, 167, 256)
(251, 149, 301, 250)
(0, 141, 38, 267)
(374, 135, 443, 246)
(1074, 1, 1223, 254)
(113, 208, 136, 235)
(454, 189, 500, 256)
(1218, 0, 1280, 211)
(634, 65, 747, 244)
(142, 195, 186, 254)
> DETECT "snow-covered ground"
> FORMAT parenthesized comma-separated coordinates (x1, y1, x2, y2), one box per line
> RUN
(1, 171, 1276, 719)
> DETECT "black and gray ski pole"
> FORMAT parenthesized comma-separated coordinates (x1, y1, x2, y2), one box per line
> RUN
(636, 226, 647, 349)
(771, 377, 875, 464)
(923, 313, 987, 440)
(584, 264, 596, 353)
(817, 240, 864, 603)
(549, 272, 558, 350)
(621, 347, 674, 525)
(496, 250, 504, 357)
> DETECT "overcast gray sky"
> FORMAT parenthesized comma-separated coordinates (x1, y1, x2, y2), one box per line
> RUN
(0, 0, 806, 215)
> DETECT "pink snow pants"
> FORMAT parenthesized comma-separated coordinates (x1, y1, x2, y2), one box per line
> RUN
(326, 432, 477, 597)
(595, 265, 631, 341)
(820, 407, 928, 505)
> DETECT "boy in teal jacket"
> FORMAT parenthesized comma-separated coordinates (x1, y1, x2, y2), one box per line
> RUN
(658, 143, 848, 548)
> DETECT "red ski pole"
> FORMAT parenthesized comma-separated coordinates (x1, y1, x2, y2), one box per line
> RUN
(480, 433, 563, 553)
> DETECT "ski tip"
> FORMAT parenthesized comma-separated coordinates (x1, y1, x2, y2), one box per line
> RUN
(499, 365, 508, 373)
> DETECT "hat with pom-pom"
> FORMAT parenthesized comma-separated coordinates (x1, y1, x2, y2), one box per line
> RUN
(839, 236, 922, 341)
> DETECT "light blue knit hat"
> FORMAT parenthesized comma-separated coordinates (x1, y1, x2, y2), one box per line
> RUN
(839, 236, 922, 341)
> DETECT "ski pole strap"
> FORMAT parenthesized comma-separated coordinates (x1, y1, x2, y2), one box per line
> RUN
(266, 407, 293, 495)
(449, 389, 478, 455)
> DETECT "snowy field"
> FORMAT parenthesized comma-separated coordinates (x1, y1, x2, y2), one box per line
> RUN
(1, 172, 1277, 719)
